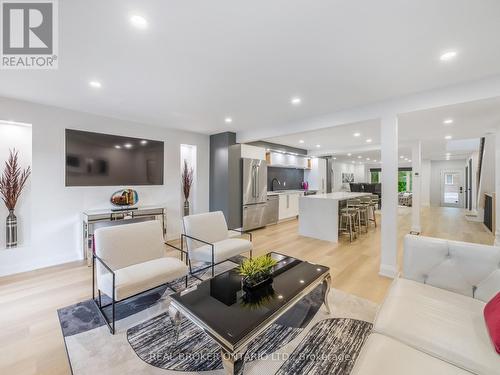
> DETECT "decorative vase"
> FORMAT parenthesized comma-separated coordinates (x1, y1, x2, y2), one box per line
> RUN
(6, 209, 17, 248)
(183, 200, 190, 216)
(110, 188, 139, 208)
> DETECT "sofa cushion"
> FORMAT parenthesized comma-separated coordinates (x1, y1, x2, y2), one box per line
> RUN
(403, 235, 500, 302)
(484, 291, 500, 354)
(94, 220, 167, 272)
(374, 278, 499, 375)
(99, 257, 188, 301)
(351, 333, 471, 375)
(189, 238, 252, 263)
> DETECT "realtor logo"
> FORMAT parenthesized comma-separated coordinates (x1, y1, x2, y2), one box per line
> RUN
(1, 0, 58, 69)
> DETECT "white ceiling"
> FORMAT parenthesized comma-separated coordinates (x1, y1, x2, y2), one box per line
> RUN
(265, 97, 500, 161)
(1, 1, 500, 135)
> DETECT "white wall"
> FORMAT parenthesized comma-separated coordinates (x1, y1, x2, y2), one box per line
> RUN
(0, 97, 209, 276)
(420, 159, 431, 206)
(429, 159, 466, 207)
(0, 123, 32, 249)
(331, 161, 366, 191)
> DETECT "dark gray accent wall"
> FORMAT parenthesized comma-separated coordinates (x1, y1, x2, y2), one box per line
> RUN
(267, 167, 304, 191)
(228, 144, 242, 228)
(209, 132, 242, 229)
(326, 157, 333, 193)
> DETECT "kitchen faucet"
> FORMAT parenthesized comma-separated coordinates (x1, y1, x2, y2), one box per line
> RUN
(271, 178, 281, 191)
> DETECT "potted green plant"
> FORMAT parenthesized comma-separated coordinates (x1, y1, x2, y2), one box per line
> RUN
(0, 149, 31, 248)
(238, 255, 278, 290)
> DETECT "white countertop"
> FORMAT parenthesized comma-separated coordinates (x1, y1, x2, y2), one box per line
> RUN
(267, 189, 317, 196)
(301, 192, 371, 200)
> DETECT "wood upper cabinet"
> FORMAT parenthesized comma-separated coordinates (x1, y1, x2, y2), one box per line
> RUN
(268, 151, 310, 169)
(305, 158, 327, 193)
(241, 144, 266, 160)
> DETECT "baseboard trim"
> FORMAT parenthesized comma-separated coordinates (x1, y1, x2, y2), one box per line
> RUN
(410, 225, 421, 234)
(379, 264, 398, 279)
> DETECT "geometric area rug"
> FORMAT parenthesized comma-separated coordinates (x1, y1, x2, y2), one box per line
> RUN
(57, 259, 378, 375)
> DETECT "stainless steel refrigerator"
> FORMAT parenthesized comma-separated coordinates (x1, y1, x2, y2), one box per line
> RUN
(242, 158, 268, 230)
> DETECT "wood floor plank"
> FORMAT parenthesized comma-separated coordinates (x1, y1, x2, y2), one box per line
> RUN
(0, 206, 493, 374)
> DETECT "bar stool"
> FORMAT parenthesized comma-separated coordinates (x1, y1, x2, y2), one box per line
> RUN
(359, 196, 372, 231)
(340, 199, 359, 242)
(369, 194, 379, 227)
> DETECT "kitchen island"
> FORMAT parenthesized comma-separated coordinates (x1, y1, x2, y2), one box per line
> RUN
(298, 192, 372, 242)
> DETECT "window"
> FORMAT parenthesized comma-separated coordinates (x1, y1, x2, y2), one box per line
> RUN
(445, 173, 454, 185)
(370, 171, 380, 183)
(398, 171, 412, 192)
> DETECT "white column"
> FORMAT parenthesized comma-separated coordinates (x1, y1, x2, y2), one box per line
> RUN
(411, 141, 422, 234)
(495, 132, 500, 245)
(380, 115, 398, 278)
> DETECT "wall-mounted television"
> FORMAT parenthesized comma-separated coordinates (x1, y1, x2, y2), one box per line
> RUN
(65, 129, 164, 186)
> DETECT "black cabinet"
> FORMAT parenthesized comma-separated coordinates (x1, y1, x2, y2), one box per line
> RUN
(484, 194, 493, 232)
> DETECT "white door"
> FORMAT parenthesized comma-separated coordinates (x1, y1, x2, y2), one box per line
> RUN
(441, 170, 464, 208)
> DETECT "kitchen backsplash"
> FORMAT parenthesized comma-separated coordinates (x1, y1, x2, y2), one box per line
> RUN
(267, 167, 305, 191)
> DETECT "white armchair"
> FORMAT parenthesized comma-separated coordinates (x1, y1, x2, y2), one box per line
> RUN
(182, 211, 253, 276)
(92, 220, 188, 334)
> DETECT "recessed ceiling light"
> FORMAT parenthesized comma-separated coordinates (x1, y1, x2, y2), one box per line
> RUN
(444, 135, 452, 140)
(353, 132, 361, 137)
(130, 15, 148, 29)
(440, 50, 458, 62)
(347, 153, 352, 156)
(408, 159, 412, 162)
(333, 157, 337, 160)
(316, 144, 321, 148)
(124, 143, 133, 149)
(357, 155, 362, 159)
(114, 145, 121, 149)
(400, 155, 404, 159)
(89, 80, 102, 88)
(140, 140, 148, 145)
(291, 97, 302, 105)
(443, 119, 454, 125)
(366, 139, 372, 143)
(299, 139, 304, 144)
(373, 159, 377, 162)
(224, 117, 233, 123)
(366, 158, 370, 161)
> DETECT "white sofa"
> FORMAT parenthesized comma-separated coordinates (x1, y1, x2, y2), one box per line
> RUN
(351, 235, 500, 375)
(182, 211, 253, 276)
(93, 220, 188, 334)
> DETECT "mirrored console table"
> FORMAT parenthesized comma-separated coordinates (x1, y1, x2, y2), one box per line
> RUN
(82, 205, 167, 265)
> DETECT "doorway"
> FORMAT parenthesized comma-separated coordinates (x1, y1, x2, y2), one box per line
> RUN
(440, 170, 464, 207)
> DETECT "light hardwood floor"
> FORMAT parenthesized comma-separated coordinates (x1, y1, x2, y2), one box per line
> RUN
(0, 206, 493, 375)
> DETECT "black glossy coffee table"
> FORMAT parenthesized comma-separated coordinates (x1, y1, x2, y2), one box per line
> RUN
(169, 252, 331, 374)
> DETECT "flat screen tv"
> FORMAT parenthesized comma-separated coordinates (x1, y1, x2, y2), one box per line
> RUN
(65, 129, 164, 186)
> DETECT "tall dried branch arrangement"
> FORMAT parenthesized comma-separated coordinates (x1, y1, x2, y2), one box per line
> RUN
(0, 149, 31, 210)
(182, 159, 194, 201)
